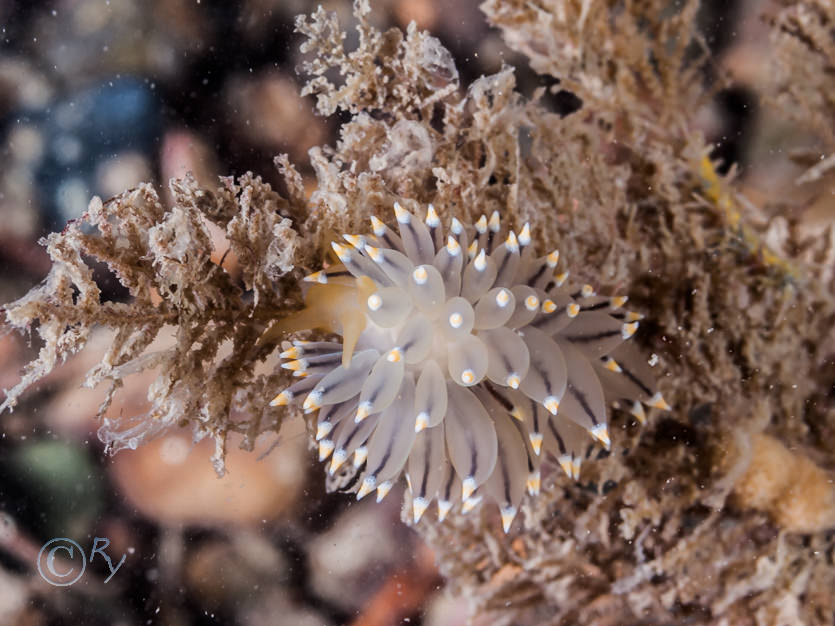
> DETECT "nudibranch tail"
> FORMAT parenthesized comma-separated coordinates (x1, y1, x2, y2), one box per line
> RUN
(273, 203, 670, 532)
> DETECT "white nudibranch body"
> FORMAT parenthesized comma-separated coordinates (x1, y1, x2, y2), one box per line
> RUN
(272, 203, 670, 532)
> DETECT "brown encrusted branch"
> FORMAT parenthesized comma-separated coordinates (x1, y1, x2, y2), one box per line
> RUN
(480, 0, 715, 133)
(296, 0, 459, 119)
(767, 0, 835, 148)
(2, 168, 307, 475)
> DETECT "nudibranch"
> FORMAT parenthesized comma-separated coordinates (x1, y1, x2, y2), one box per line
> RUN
(270, 203, 670, 532)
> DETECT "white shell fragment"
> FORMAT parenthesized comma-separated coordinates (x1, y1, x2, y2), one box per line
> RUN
(277, 203, 670, 531)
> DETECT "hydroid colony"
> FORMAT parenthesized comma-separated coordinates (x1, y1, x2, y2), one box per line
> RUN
(271, 203, 669, 531)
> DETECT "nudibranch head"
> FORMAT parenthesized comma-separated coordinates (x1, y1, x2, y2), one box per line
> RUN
(272, 203, 670, 532)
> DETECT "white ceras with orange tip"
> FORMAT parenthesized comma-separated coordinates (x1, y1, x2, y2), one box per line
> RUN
(271, 202, 671, 532)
